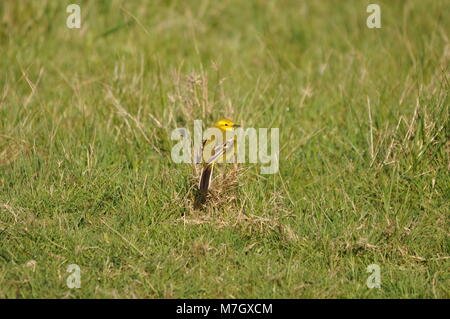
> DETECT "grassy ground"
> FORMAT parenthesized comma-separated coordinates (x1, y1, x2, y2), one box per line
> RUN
(0, 0, 448, 298)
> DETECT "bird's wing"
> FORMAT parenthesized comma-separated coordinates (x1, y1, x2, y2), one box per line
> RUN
(205, 138, 234, 164)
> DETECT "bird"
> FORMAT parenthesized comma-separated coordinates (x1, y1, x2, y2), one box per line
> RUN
(198, 118, 240, 195)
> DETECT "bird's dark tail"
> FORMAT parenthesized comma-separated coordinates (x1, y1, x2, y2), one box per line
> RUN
(199, 163, 214, 194)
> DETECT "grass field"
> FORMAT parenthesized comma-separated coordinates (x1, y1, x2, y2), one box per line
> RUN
(0, 0, 449, 298)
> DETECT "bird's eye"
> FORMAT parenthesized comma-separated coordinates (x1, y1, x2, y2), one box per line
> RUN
(224, 123, 228, 126)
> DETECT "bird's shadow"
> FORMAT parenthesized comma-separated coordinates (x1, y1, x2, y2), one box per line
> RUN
(193, 187, 208, 210)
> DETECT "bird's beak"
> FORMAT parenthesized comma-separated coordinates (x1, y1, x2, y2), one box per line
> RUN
(232, 124, 241, 128)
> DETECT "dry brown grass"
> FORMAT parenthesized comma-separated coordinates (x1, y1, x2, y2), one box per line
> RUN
(0, 136, 30, 167)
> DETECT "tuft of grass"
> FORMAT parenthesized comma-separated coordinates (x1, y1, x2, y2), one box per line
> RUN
(0, 0, 449, 298)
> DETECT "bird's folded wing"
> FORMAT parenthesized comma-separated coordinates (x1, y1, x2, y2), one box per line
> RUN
(205, 139, 234, 164)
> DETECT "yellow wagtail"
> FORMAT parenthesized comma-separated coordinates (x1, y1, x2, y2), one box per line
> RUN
(198, 118, 240, 194)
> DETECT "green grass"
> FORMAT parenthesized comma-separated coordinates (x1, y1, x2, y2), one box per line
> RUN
(0, 0, 449, 298)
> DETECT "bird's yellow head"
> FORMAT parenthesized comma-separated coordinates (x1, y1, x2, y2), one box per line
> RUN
(214, 118, 240, 132)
